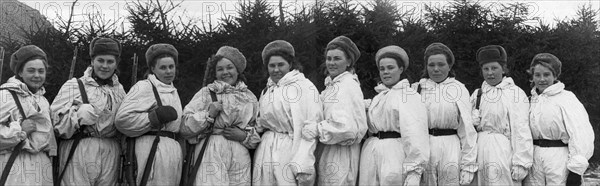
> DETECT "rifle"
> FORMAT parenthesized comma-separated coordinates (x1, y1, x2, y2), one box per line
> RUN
(121, 137, 137, 186)
(68, 47, 78, 79)
(180, 138, 194, 186)
(52, 46, 78, 186)
(131, 53, 138, 86)
(0, 47, 5, 83)
(120, 53, 139, 186)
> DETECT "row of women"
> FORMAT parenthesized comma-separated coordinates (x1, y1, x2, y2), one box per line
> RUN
(0, 35, 594, 186)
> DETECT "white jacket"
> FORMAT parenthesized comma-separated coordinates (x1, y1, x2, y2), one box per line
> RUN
(51, 67, 126, 138)
(0, 77, 56, 155)
(413, 77, 478, 172)
(255, 70, 322, 181)
(368, 79, 430, 175)
(317, 71, 367, 145)
(470, 77, 533, 169)
(529, 82, 594, 175)
(181, 80, 260, 148)
(115, 74, 183, 136)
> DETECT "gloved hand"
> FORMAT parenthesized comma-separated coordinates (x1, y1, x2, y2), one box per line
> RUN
(149, 106, 178, 128)
(223, 126, 247, 142)
(471, 109, 481, 127)
(301, 121, 318, 140)
(566, 171, 582, 186)
(511, 165, 527, 181)
(459, 170, 474, 185)
(404, 171, 421, 186)
(77, 104, 99, 125)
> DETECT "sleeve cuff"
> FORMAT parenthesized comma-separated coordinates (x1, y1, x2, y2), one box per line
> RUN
(567, 155, 590, 175)
(461, 164, 478, 173)
(403, 163, 425, 175)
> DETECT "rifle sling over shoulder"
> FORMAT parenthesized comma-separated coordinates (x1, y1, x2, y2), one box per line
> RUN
(0, 88, 27, 186)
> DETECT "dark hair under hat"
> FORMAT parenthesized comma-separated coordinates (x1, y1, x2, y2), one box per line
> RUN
(476, 45, 507, 66)
(326, 36, 361, 65)
(10, 45, 47, 73)
(89, 37, 121, 58)
(262, 40, 295, 64)
(145, 43, 179, 68)
(530, 53, 562, 77)
(424, 42, 455, 67)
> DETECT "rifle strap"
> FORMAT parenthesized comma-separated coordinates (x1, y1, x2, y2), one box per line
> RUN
(187, 90, 217, 185)
(0, 89, 27, 186)
(140, 82, 163, 186)
(56, 78, 91, 185)
(475, 88, 483, 110)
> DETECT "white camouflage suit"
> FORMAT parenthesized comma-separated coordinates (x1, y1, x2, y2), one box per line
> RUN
(181, 80, 260, 185)
(0, 77, 56, 185)
(312, 71, 367, 185)
(115, 74, 183, 185)
(359, 79, 430, 186)
(51, 67, 126, 185)
(252, 70, 322, 186)
(413, 77, 477, 185)
(524, 82, 594, 185)
(470, 77, 533, 185)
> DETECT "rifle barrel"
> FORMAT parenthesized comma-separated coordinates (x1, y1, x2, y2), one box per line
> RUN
(0, 47, 5, 83)
(68, 47, 78, 79)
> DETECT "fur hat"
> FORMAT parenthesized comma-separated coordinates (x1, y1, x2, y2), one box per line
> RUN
(89, 37, 121, 58)
(424, 42, 454, 67)
(261, 40, 295, 64)
(476, 45, 507, 66)
(326, 36, 361, 65)
(530, 53, 562, 77)
(375, 45, 409, 69)
(145, 43, 178, 68)
(10, 45, 47, 73)
(216, 46, 247, 72)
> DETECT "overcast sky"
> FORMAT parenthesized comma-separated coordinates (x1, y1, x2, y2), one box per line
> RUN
(16, 0, 600, 31)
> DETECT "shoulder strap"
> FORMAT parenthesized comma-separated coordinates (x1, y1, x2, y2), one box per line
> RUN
(150, 82, 163, 106)
(209, 90, 217, 102)
(0, 88, 26, 120)
(0, 88, 27, 185)
(475, 88, 483, 110)
(140, 81, 163, 186)
(77, 79, 89, 104)
(188, 90, 217, 185)
(7, 90, 26, 120)
(417, 84, 422, 94)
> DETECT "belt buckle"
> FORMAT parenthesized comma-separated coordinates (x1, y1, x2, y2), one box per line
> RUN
(376, 132, 383, 138)
(430, 129, 437, 136)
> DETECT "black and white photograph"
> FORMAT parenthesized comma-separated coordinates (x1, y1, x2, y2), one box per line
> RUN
(1, 0, 599, 185)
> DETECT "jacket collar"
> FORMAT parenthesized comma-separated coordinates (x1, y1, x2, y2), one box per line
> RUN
(267, 70, 304, 88)
(148, 74, 176, 93)
(325, 71, 359, 87)
(80, 67, 120, 87)
(375, 79, 410, 93)
(0, 76, 45, 96)
(532, 81, 564, 97)
(207, 80, 248, 94)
